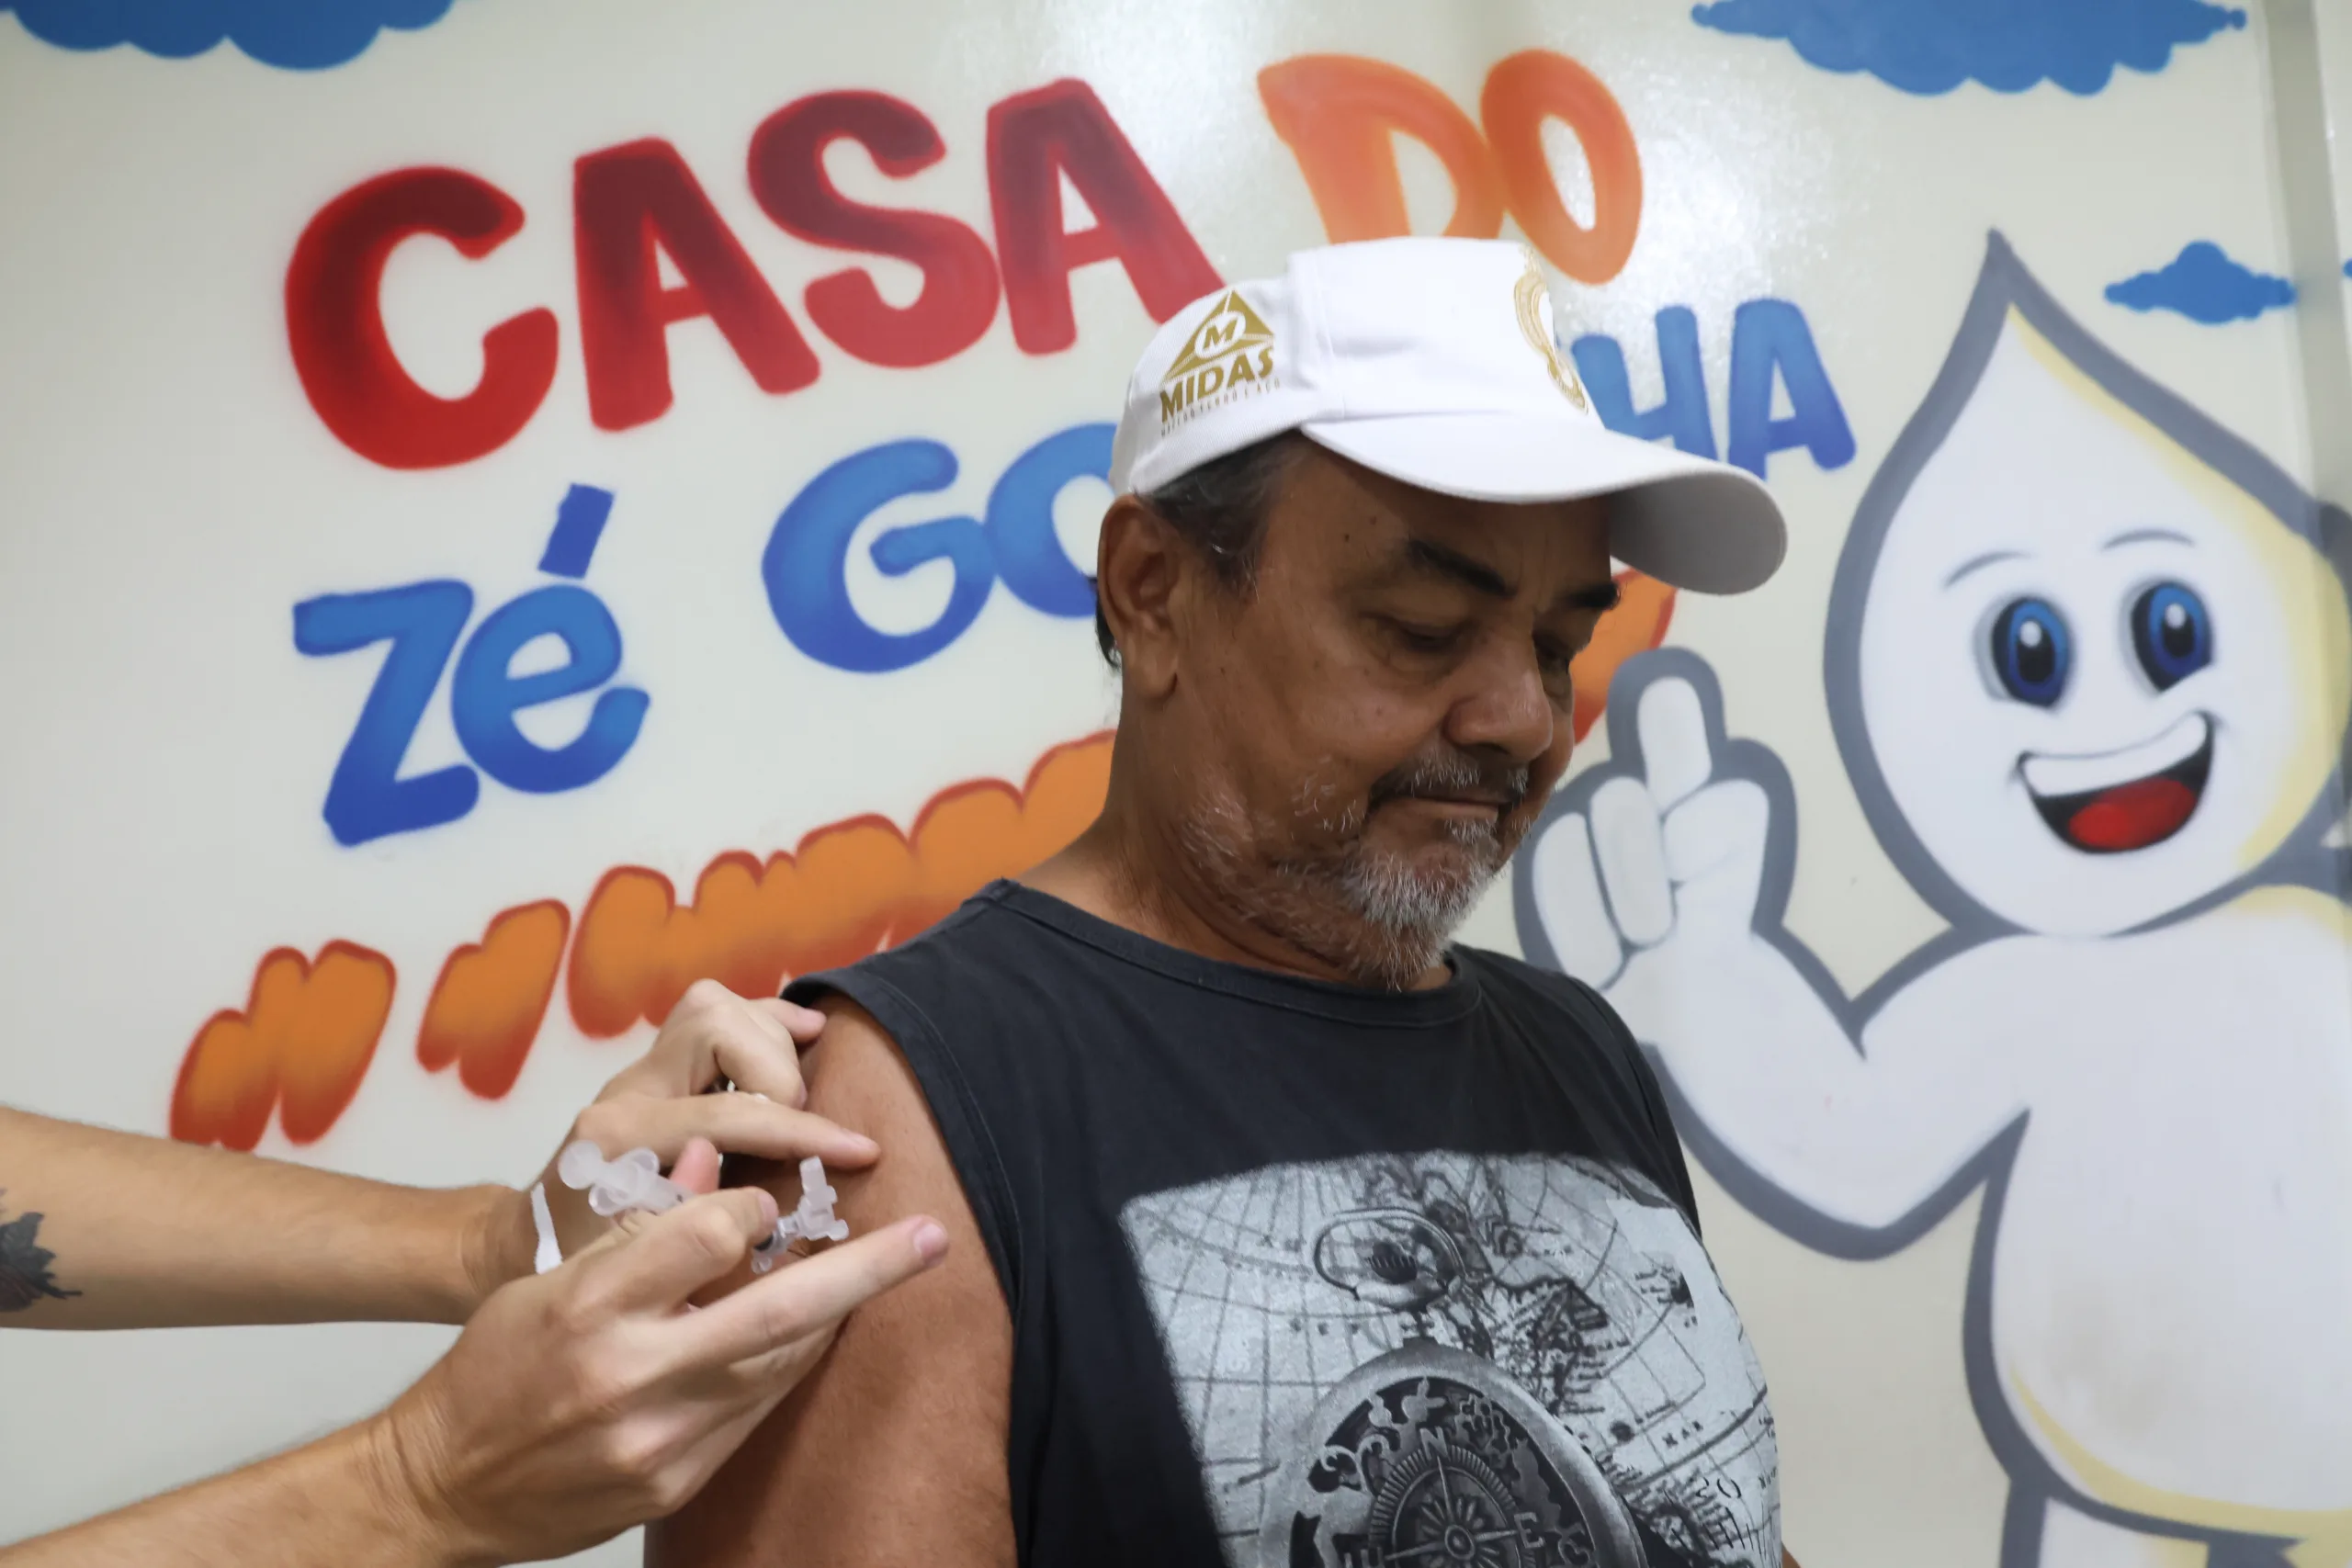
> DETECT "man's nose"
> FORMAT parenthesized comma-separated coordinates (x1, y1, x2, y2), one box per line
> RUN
(1444, 637, 1557, 766)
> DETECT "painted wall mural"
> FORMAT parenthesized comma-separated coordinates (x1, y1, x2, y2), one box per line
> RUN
(171, 733, 1116, 1147)
(4, 2, 2344, 1564)
(155, 38, 1848, 1153)
(1518, 237, 2352, 1567)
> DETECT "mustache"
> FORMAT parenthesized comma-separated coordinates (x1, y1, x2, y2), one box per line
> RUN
(1367, 749, 1532, 814)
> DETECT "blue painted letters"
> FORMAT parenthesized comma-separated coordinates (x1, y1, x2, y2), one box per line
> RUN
(451, 586, 649, 794)
(294, 581, 479, 847)
(763, 441, 996, 674)
(1571, 299, 1854, 481)
(1726, 299, 1856, 477)
(1572, 305, 1717, 460)
(297, 485, 645, 846)
(763, 423, 1113, 672)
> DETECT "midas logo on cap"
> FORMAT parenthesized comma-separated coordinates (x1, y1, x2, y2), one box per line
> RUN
(1159, 289, 1278, 429)
(1513, 254, 1589, 413)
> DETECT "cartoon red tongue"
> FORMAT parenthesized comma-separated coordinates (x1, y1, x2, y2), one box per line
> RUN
(2064, 777, 2199, 852)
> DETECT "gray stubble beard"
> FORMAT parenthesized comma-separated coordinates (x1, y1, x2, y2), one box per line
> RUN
(1178, 774, 1515, 991)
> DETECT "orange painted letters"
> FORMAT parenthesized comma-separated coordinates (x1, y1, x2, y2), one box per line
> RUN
(1258, 51, 1644, 286)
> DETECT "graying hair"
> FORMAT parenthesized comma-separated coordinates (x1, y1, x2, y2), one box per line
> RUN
(1092, 434, 1304, 666)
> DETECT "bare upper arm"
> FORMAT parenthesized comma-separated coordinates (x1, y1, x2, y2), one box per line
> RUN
(650, 997, 1016, 1567)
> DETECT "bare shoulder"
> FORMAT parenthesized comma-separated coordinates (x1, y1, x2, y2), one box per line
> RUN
(651, 996, 1016, 1567)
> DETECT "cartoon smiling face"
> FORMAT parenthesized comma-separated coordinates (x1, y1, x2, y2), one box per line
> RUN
(1848, 307, 2348, 938)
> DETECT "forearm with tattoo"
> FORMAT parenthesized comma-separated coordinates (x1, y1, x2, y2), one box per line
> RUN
(0, 1190, 78, 1313)
(0, 1106, 523, 1330)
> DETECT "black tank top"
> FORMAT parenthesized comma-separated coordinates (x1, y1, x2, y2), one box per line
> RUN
(788, 881, 1778, 1568)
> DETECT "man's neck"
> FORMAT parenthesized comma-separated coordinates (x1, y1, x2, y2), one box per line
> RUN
(1021, 766, 1453, 992)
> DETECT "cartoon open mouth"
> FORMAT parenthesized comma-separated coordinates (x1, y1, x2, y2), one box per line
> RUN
(2018, 713, 2212, 853)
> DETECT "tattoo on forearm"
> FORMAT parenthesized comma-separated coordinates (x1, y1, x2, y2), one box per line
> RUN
(0, 1190, 79, 1312)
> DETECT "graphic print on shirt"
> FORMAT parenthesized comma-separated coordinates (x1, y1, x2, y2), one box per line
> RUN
(1119, 1152, 1778, 1568)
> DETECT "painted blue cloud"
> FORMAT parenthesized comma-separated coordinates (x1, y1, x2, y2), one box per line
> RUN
(2104, 242, 2293, 324)
(1690, 0, 2246, 96)
(1, 0, 456, 70)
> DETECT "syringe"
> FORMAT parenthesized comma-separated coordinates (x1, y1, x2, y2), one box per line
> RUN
(539, 1143, 849, 1276)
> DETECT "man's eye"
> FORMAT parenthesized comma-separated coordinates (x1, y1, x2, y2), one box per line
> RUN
(1384, 618, 1465, 655)
(1536, 640, 1577, 677)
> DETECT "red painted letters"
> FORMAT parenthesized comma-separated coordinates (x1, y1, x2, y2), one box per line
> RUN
(572, 138, 821, 432)
(289, 78, 1225, 463)
(285, 168, 559, 469)
(749, 91, 1001, 368)
(985, 79, 1220, 355)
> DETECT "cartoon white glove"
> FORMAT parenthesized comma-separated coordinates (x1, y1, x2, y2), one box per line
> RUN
(1529, 669, 1772, 998)
(1522, 651, 1974, 1226)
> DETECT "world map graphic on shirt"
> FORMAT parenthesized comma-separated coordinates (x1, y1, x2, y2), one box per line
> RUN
(1120, 1152, 1779, 1568)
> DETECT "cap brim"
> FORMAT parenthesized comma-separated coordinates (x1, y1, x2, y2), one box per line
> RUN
(1300, 413, 1787, 595)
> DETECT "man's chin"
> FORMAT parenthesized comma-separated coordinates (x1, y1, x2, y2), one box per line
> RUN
(1337, 844, 1500, 937)
(1186, 797, 1510, 987)
(1370, 834, 1508, 896)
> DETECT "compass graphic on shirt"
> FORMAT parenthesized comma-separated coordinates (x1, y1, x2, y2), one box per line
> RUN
(1282, 1209, 1641, 1568)
(1118, 1153, 1777, 1568)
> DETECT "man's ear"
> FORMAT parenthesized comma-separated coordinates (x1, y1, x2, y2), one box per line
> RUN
(1094, 496, 1189, 699)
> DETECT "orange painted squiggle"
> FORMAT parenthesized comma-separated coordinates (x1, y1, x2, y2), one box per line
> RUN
(566, 732, 1115, 1036)
(167, 737, 1112, 1142)
(1577, 570, 1675, 741)
(417, 900, 571, 1099)
(170, 942, 396, 1149)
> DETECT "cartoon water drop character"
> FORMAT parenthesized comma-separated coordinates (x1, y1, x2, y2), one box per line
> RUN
(1518, 233, 2352, 1568)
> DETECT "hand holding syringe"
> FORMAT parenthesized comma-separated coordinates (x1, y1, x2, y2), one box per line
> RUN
(547, 1143, 849, 1274)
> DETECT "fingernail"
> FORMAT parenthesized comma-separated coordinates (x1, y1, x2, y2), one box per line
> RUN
(910, 1220, 949, 1265)
(756, 1190, 780, 1225)
(844, 1133, 880, 1156)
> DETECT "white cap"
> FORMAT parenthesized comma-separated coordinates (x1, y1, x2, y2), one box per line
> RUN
(1109, 237, 1787, 595)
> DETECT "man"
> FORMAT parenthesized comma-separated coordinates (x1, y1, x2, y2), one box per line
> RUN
(1, 981, 948, 1565)
(661, 238, 1792, 1568)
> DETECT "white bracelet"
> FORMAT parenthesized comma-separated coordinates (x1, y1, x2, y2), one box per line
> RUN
(529, 1182, 562, 1275)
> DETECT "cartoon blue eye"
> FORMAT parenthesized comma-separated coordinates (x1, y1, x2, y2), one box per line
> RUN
(2130, 581, 2211, 691)
(1989, 597, 2070, 706)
